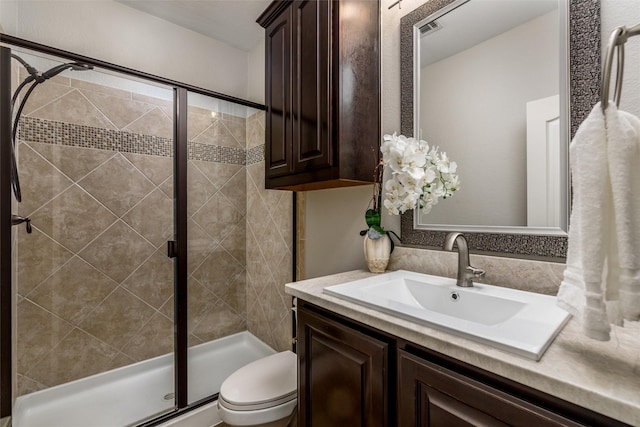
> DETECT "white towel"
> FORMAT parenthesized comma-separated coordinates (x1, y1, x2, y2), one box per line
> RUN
(557, 102, 640, 341)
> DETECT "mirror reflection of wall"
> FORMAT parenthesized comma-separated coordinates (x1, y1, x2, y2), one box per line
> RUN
(416, 0, 563, 229)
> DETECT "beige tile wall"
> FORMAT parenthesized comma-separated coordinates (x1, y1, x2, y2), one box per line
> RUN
(13, 73, 257, 395)
(246, 111, 293, 352)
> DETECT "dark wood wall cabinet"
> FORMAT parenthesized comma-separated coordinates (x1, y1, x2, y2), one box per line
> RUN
(257, 0, 381, 191)
(296, 301, 632, 427)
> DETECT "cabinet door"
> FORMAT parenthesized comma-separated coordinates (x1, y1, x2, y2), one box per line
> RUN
(291, 0, 333, 174)
(298, 306, 389, 427)
(398, 350, 584, 427)
(265, 6, 293, 179)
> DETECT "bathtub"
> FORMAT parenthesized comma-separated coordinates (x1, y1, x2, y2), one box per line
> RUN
(13, 332, 275, 427)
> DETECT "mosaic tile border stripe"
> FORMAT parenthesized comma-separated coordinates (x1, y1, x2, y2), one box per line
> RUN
(18, 116, 257, 166)
(246, 145, 265, 165)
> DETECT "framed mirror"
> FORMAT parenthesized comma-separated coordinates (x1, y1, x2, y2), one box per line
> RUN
(399, 0, 600, 259)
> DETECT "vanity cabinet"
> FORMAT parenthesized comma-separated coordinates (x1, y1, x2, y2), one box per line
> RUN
(397, 350, 582, 427)
(257, 0, 380, 191)
(297, 303, 391, 426)
(296, 301, 631, 427)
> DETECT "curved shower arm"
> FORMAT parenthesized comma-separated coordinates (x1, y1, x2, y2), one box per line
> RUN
(8, 54, 93, 204)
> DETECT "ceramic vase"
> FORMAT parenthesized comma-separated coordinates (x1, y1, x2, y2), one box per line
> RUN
(363, 234, 391, 273)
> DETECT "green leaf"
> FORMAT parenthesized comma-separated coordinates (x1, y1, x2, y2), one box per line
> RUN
(365, 209, 381, 227)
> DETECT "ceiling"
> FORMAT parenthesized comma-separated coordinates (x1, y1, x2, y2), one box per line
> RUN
(117, 0, 272, 52)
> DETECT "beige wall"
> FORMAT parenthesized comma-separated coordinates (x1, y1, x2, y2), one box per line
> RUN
(0, 0, 251, 99)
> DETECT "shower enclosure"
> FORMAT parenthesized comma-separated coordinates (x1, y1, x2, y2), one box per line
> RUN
(0, 36, 287, 427)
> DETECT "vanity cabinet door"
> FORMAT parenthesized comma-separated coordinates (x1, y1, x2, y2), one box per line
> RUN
(398, 350, 584, 427)
(298, 305, 389, 427)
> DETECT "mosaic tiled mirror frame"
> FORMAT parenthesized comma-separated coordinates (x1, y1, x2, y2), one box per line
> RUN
(399, 0, 601, 259)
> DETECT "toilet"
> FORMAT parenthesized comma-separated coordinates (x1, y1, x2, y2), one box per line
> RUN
(218, 350, 297, 427)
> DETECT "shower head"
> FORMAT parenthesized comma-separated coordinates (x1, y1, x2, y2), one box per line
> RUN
(41, 62, 93, 80)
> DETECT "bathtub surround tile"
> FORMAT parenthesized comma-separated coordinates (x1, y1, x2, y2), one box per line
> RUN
(222, 271, 247, 317)
(222, 119, 247, 147)
(31, 184, 117, 253)
(124, 107, 173, 139)
(220, 221, 246, 265)
(188, 162, 217, 216)
(186, 278, 219, 334)
(122, 248, 174, 309)
(159, 176, 174, 198)
(78, 287, 156, 350)
(79, 154, 155, 217)
(131, 92, 173, 110)
(220, 168, 247, 216)
(17, 228, 73, 295)
(187, 219, 217, 273)
(70, 78, 132, 100)
(82, 90, 155, 130)
(187, 109, 215, 140)
(192, 246, 244, 298)
(29, 90, 116, 130)
(121, 313, 174, 362)
(191, 192, 243, 244)
(122, 188, 173, 248)
(246, 113, 265, 151)
(20, 81, 74, 117)
(16, 142, 74, 217)
(79, 220, 155, 283)
(191, 300, 245, 343)
(246, 146, 293, 352)
(105, 352, 137, 372)
(28, 142, 115, 182)
(16, 374, 47, 396)
(193, 161, 243, 191)
(194, 119, 241, 149)
(124, 152, 173, 186)
(27, 256, 118, 325)
(27, 328, 119, 387)
(16, 299, 74, 374)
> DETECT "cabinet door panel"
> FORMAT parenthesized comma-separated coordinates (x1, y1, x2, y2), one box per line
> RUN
(265, 9, 292, 178)
(398, 350, 583, 427)
(292, 0, 332, 172)
(298, 307, 388, 427)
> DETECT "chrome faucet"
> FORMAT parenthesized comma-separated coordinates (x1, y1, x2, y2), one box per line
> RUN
(443, 232, 485, 287)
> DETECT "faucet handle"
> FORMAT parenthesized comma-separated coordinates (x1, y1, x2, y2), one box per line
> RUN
(467, 265, 485, 279)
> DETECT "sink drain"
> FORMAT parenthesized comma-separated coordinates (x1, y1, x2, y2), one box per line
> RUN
(450, 291, 460, 302)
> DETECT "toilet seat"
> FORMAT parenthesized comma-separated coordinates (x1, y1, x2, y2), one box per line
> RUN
(218, 350, 297, 419)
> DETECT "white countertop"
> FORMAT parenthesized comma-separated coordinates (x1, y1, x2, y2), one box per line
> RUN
(285, 270, 640, 426)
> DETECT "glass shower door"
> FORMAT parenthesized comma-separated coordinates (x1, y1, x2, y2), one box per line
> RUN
(10, 47, 177, 426)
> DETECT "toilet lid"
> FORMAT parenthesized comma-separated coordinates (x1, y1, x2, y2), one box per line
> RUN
(220, 351, 297, 411)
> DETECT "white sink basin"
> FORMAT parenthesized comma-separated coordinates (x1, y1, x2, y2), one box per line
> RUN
(323, 270, 570, 360)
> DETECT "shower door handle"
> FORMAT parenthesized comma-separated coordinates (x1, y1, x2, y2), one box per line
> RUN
(167, 240, 177, 259)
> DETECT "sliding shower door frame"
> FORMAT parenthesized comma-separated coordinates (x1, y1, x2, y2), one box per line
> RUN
(0, 34, 265, 426)
(1, 45, 14, 420)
